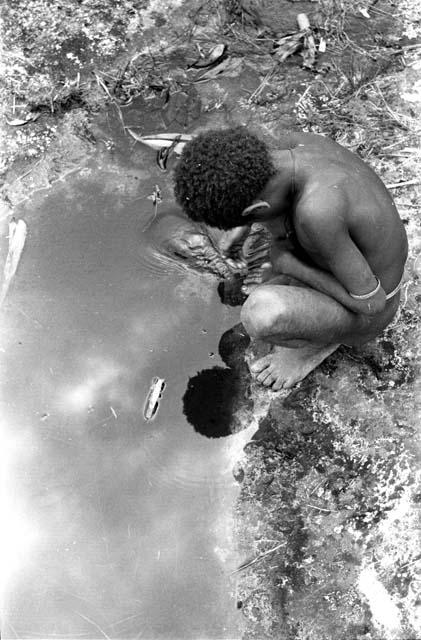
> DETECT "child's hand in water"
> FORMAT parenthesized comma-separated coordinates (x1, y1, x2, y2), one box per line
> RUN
(216, 225, 250, 274)
(219, 243, 248, 275)
(241, 262, 272, 294)
(224, 255, 248, 275)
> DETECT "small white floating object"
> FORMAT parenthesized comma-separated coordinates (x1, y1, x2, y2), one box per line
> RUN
(127, 131, 193, 156)
(0, 218, 28, 307)
(143, 377, 166, 422)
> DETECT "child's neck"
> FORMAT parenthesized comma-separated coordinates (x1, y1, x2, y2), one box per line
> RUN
(260, 151, 296, 215)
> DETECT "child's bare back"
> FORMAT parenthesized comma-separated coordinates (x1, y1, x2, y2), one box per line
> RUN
(272, 132, 408, 296)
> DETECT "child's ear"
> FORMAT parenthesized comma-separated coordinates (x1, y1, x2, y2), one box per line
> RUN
(241, 200, 270, 217)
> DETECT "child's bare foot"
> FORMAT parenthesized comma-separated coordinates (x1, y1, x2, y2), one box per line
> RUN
(249, 343, 339, 390)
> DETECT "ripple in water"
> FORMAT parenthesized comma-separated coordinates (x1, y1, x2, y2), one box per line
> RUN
(135, 241, 192, 278)
(130, 431, 236, 493)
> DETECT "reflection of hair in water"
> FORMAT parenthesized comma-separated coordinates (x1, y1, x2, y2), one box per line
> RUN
(218, 323, 250, 369)
(183, 366, 251, 438)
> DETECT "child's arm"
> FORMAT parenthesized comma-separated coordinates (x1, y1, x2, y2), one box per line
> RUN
(215, 225, 250, 272)
(278, 196, 387, 315)
(272, 250, 384, 314)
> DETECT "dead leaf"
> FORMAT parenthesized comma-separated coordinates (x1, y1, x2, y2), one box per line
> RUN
(127, 131, 192, 155)
(301, 33, 317, 68)
(190, 43, 228, 69)
(273, 32, 304, 62)
(156, 134, 182, 171)
(193, 57, 243, 83)
(6, 112, 40, 126)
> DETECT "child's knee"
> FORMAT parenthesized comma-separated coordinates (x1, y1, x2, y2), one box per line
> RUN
(241, 287, 286, 337)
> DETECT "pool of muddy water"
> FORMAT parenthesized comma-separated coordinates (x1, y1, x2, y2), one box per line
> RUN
(0, 136, 254, 638)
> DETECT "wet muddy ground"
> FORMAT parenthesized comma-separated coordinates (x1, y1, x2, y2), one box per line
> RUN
(1, 0, 421, 638)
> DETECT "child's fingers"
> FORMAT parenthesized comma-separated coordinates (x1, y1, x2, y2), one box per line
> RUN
(241, 266, 272, 295)
(245, 249, 270, 265)
(225, 257, 248, 273)
(260, 262, 273, 280)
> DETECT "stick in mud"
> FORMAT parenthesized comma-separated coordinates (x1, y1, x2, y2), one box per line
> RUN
(231, 542, 286, 574)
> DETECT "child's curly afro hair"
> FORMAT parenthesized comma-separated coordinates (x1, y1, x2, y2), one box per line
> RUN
(173, 126, 276, 230)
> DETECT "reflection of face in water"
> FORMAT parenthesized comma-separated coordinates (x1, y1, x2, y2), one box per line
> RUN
(182, 324, 253, 438)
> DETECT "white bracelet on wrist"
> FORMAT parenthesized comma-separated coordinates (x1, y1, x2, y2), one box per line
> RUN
(349, 276, 381, 300)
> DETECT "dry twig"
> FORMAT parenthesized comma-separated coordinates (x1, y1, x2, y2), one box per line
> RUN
(231, 541, 286, 574)
(386, 179, 421, 190)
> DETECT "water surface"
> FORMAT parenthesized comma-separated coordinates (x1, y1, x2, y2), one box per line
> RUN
(0, 148, 250, 639)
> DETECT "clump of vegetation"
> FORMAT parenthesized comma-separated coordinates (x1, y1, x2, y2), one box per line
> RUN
(1, 0, 146, 112)
(0, 0, 148, 170)
(3, 0, 144, 75)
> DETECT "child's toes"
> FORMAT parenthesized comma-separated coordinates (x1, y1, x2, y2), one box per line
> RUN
(256, 368, 272, 383)
(250, 355, 271, 374)
(271, 378, 285, 391)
